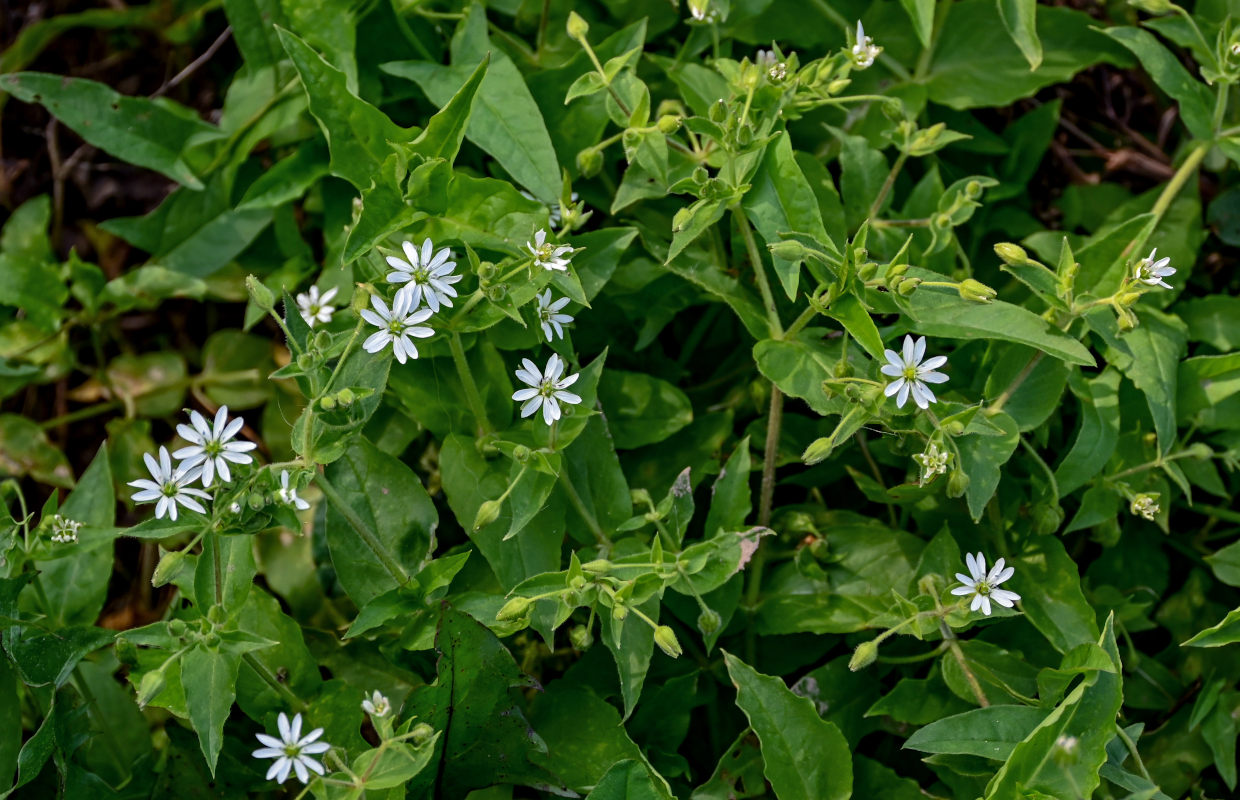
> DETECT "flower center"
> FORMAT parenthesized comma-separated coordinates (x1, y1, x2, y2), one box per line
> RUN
(976, 581, 992, 596)
(204, 439, 224, 458)
(412, 266, 429, 282)
(535, 243, 556, 260)
(388, 319, 406, 336)
(539, 379, 557, 398)
(161, 481, 180, 498)
(283, 744, 302, 758)
(903, 366, 919, 381)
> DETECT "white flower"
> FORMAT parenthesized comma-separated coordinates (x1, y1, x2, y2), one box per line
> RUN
(385, 239, 462, 313)
(881, 335, 949, 410)
(361, 291, 434, 364)
(252, 712, 330, 785)
(756, 49, 787, 81)
(526, 229, 574, 272)
(913, 441, 951, 485)
(535, 290, 573, 341)
(851, 20, 881, 69)
(512, 354, 583, 425)
(128, 447, 211, 522)
(1131, 493, 1160, 521)
(688, 0, 711, 21)
(49, 514, 81, 544)
(173, 406, 257, 487)
(1134, 247, 1175, 289)
(362, 690, 390, 718)
(296, 286, 338, 328)
(951, 552, 1021, 616)
(278, 470, 310, 511)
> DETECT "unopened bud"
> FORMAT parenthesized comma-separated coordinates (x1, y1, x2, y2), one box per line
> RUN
(207, 604, 225, 625)
(858, 261, 878, 280)
(1117, 291, 1142, 306)
(478, 262, 498, 281)
(570, 575, 586, 590)
(709, 99, 727, 123)
(318, 395, 338, 411)
(474, 499, 503, 530)
(152, 550, 185, 588)
(612, 604, 629, 621)
(849, 639, 879, 671)
(336, 387, 355, 407)
(833, 360, 852, 378)
(964, 180, 982, 199)
(496, 595, 533, 621)
(246, 275, 275, 312)
(296, 353, 316, 371)
(566, 10, 589, 40)
(512, 444, 530, 462)
(657, 114, 681, 135)
(769, 239, 808, 261)
(958, 278, 997, 303)
(672, 207, 693, 232)
(944, 420, 965, 436)
(582, 559, 611, 575)
(1117, 307, 1138, 332)
(410, 723, 434, 746)
(994, 242, 1029, 266)
(137, 668, 168, 708)
(654, 625, 682, 658)
(569, 625, 594, 650)
(826, 78, 851, 94)
(313, 330, 332, 351)
(808, 538, 831, 560)
(897, 277, 920, 296)
(934, 213, 952, 230)
(485, 284, 507, 302)
(698, 608, 722, 635)
(576, 146, 603, 178)
(947, 470, 970, 498)
(203, 632, 221, 649)
(802, 436, 835, 465)
(168, 619, 188, 637)
(692, 166, 709, 185)
(1129, 0, 1174, 13)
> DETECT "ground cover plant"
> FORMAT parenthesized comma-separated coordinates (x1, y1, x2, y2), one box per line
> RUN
(2, 0, 1240, 796)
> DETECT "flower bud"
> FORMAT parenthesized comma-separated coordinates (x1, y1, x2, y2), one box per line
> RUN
(569, 625, 594, 650)
(318, 395, 338, 411)
(152, 550, 185, 588)
(478, 262, 498, 281)
(168, 619, 188, 638)
(833, 359, 853, 378)
(886, 262, 908, 278)
(654, 625, 682, 658)
(692, 166, 709, 185)
(709, 99, 727, 123)
(245, 275, 275, 312)
(1117, 307, 1138, 332)
(247, 492, 266, 510)
(496, 595, 533, 621)
(857, 261, 878, 280)
(207, 604, 225, 625)
(994, 242, 1029, 266)
(313, 330, 332, 351)
(944, 420, 965, 436)
(808, 537, 831, 561)
(512, 444, 531, 462)
(848, 639, 879, 671)
(137, 668, 168, 708)
(485, 284, 507, 302)
(1129, 0, 1174, 13)
(336, 387, 355, 407)
(203, 632, 222, 650)
(576, 147, 603, 177)
(736, 125, 753, 146)
(802, 436, 835, 465)
(296, 353, 317, 372)
(697, 608, 722, 635)
(897, 277, 920, 296)
(566, 10, 589, 40)
(826, 78, 851, 94)
(933, 213, 952, 230)
(672, 206, 693, 232)
(947, 470, 970, 498)
(1117, 291, 1142, 307)
(612, 603, 629, 620)
(958, 278, 997, 303)
(473, 499, 503, 530)
(768, 239, 808, 261)
(582, 559, 611, 575)
(964, 179, 982, 199)
(410, 723, 434, 746)
(657, 114, 681, 135)
(570, 575, 587, 590)
(350, 289, 371, 314)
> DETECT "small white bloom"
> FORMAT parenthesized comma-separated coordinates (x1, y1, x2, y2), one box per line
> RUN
(252, 712, 330, 785)
(756, 49, 787, 81)
(1131, 493, 1160, 521)
(512, 354, 583, 425)
(913, 441, 951, 485)
(688, 0, 711, 21)
(173, 406, 257, 487)
(278, 470, 310, 511)
(535, 290, 573, 341)
(851, 20, 881, 69)
(361, 291, 434, 364)
(385, 239, 462, 313)
(49, 514, 82, 544)
(362, 690, 391, 718)
(526, 229, 574, 272)
(951, 552, 1021, 616)
(128, 447, 211, 522)
(296, 286, 338, 328)
(1134, 247, 1175, 290)
(1231, 42, 1240, 57)
(881, 335, 949, 410)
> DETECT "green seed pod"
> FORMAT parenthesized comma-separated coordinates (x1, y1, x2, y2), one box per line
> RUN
(473, 499, 503, 531)
(576, 147, 603, 178)
(709, 99, 728, 123)
(994, 242, 1029, 266)
(582, 559, 612, 575)
(496, 595, 533, 621)
(947, 470, 970, 498)
(657, 114, 681, 135)
(411, 723, 435, 746)
(697, 608, 722, 635)
(245, 275, 275, 312)
(958, 278, 997, 304)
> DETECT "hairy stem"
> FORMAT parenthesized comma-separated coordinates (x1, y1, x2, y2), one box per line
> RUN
(315, 470, 409, 585)
(449, 333, 493, 434)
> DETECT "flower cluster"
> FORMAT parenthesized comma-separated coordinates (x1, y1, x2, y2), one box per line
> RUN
(913, 441, 951, 485)
(49, 514, 82, 544)
(128, 406, 256, 520)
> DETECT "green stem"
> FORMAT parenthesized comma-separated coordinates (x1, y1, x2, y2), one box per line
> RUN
(558, 470, 611, 549)
(869, 151, 907, 219)
(324, 316, 366, 395)
(449, 333, 493, 434)
(988, 351, 1045, 415)
(1129, 142, 1208, 260)
(940, 619, 989, 707)
(1115, 723, 1153, 781)
(242, 652, 307, 713)
(733, 206, 784, 338)
(315, 471, 409, 585)
(758, 386, 784, 528)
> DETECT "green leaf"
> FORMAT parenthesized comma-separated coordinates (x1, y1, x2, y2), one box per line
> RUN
(2, 623, 114, 688)
(0, 658, 18, 791)
(742, 132, 837, 299)
(35, 443, 114, 625)
(0, 413, 73, 488)
(1183, 607, 1240, 647)
(585, 760, 672, 800)
(1099, 309, 1187, 453)
(1103, 27, 1214, 139)
(323, 438, 437, 605)
(181, 646, 240, 776)
(753, 334, 843, 416)
(664, 254, 769, 341)
(405, 606, 567, 797)
(1017, 535, 1100, 654)
(723, 652, 853, 800)
(407, 55, 489, 164)
(984, 614, 1123, 799)
(925, 0, 1128, 109)
(603, 593, 661, 720)
(277, 26, 410, 190)
(825, 293, 885, 361)
(350, 739, 438, 790)
(900, 0, 935, 48)
(237, 141, 329, 210)
(0, 196, 64, 332)
(0, 72, 220, 189)
(904, 276, 1095, 366)
(958, 411, 1020, 521)
(597, 370, 693, 449)
(1206, 540, 1240, 588)
(528, 684, 658, 792)
(1055, 368, 1121, 495)
(998, 0, 1042, 69)
(703, 436, 752, 537)
(905, 705, 1048, 759)
(382, 3, 561, 202)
